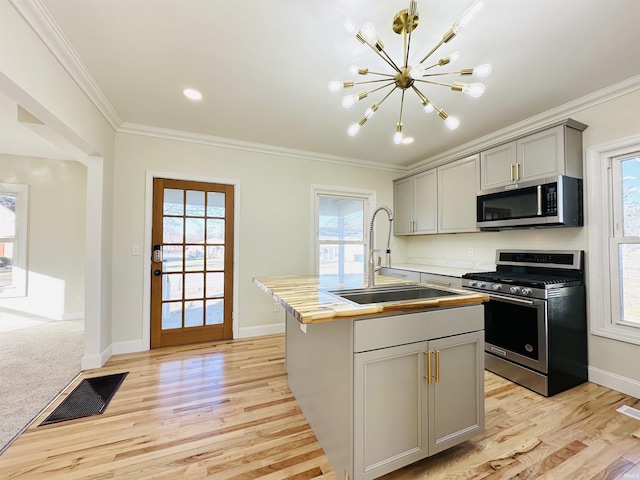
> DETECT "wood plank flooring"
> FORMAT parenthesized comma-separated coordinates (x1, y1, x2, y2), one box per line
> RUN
(1, 334, 639, 479)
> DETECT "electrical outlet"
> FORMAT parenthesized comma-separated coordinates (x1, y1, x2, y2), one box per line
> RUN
(468, 247, 475, 257)
(273, 302, 280, 313)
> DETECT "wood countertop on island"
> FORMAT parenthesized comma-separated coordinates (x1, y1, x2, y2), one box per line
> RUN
(253, 275, 489, 324)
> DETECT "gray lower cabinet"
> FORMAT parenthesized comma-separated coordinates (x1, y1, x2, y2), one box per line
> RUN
(354, 331, 484, 480)
(285, 305, 485, 480)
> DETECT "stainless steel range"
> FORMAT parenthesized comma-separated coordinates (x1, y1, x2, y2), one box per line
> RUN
(462, 249, 587, 396)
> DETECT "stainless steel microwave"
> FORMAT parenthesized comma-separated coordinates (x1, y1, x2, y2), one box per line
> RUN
(476, 175, 583, 230)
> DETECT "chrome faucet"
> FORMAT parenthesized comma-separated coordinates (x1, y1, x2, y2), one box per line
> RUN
(368, 205, 393, 287)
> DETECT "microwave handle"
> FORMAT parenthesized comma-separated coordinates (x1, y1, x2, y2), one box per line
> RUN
(537, 185, 542, 216)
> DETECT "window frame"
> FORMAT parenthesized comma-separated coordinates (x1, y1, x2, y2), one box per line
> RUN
(310, 185, 375, 277)
(586, 135, 640, 345)
(0, 183, 29, 298)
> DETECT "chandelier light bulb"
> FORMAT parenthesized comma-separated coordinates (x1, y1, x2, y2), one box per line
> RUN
(409, 64, 426, 79)
(454, 0, 485, 33)
(361, 22, 378, 43)
(449, 51, 461, 64)
(341, 91, 367, 108)
(348, 123, 361, 136)
(393, 132, 403, 144)
(365, 107, 376, 119)
(344, 18, 357, 34)
(328, 81, 343, 93)
(473, 64, 492, 77)
(462, 82, 485, 97)
(423, 102, 435, 113)
(445, 116, 460, 130)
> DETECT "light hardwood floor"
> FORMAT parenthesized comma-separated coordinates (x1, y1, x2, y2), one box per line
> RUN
(1, 334, 639, 479)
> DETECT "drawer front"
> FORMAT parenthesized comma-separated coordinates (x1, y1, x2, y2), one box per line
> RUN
(353, 305, 484, 353)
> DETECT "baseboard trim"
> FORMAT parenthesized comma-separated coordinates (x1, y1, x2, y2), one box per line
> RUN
(61, 312, 84, 321)
(82, 343, 112, 371)
(588, 366, 640, 399)
(237, 322, 285, 338)
(112, 340, 144, 355)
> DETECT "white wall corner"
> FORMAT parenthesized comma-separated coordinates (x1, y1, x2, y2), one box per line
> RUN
(588, 366, 640, 399)
(81, 343, 112, 371)
(237, 322, 285, 339)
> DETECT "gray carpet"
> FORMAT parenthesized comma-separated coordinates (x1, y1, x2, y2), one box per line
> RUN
(0, 315, 83, 453)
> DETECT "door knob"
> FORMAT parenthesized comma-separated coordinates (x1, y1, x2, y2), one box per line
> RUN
(153, 269, 161, 276)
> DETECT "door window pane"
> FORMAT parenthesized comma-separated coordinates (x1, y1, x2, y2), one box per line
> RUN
(206, 299, 224, 325)
(185, 246, 205, 271)
(206, 272, 224, 297)
(185, 300, 204, 327)
(162, 245, 183, 272)
(207, 192, 225, 217)
(162, 301, 182, 329)
(163, 188, 184, 215)
(185, 218, 205, 243)
(206, 219, 225, 243)
(184, 272, 204, 299)
(162, 274, 183, 301)
(206, 246, 224, 271)
(163, 217, 184, 243)
(186, 190, 205, 217)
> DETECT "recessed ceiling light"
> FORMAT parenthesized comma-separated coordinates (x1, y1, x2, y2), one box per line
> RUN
(183, 88, 202, 101)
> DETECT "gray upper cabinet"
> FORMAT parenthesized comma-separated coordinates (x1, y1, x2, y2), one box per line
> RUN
(438, 154, 480, 233)
(480, 121, 586, 190)
(394, 155, 479, 236)
(394, 169, 437, 235)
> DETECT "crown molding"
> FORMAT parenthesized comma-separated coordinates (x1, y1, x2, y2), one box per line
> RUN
(117, 122, 407, 173)
(10, 0, 122, 130)
(408, 74, 640, 173)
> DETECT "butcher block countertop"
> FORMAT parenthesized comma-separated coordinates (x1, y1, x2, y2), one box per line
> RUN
(254, 275, 489, 324)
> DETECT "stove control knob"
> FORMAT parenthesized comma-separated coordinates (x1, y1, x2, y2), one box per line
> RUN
(492, 284, 502, 291)
(509, 286, 520, 294)
(469, 280, 477, 287)
(521, 288, 532, 296)
(478, 282, 486, 288)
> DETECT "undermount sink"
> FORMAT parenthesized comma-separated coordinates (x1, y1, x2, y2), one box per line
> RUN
(327, 284, 463, 305)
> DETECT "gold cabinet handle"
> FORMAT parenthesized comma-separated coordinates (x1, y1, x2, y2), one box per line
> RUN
(424, 351, 432, 384)
(435, 350, 440, 383)
(516, 163, 521, 180)
(510, 164, 514, 181)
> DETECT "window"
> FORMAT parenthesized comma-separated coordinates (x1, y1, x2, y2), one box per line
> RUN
(312, 186, 374, 284)
(587, 137, 640, 344)
(610, 153, 640, 327)
(0, 183, 28, 298)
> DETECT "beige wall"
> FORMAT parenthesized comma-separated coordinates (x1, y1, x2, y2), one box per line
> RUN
(0, 155, 86, 319)
(1, 1, 116, 366)
(111, 132, 403, 344)
(403, 88, 640, 390)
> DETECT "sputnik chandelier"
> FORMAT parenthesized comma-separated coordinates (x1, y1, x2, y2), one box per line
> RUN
(328, 0, 491, 145)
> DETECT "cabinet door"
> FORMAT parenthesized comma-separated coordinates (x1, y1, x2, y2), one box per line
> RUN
(393, 176, 414, 235)
(354, 341, 429, 480)
(427, 331, 484, 455)
(438, 154, 480, 233)
(480, 141, 517, 190)
(413, 169, 437, 234)
(517, 125, 564, 181)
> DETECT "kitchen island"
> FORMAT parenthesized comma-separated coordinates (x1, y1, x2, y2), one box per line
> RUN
(254, 275, 489, 480)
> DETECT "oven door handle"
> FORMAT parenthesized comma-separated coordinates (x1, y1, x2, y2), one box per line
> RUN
(487, 293, 536, 305)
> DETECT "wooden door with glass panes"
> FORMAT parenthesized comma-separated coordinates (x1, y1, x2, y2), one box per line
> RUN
(151, 178, 234, 348)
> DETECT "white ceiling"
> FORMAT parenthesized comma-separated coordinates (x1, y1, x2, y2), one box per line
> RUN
(4, 0, 640, 168)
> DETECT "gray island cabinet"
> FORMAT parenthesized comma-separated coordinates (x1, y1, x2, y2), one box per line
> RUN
(285, 305, 485, 480)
